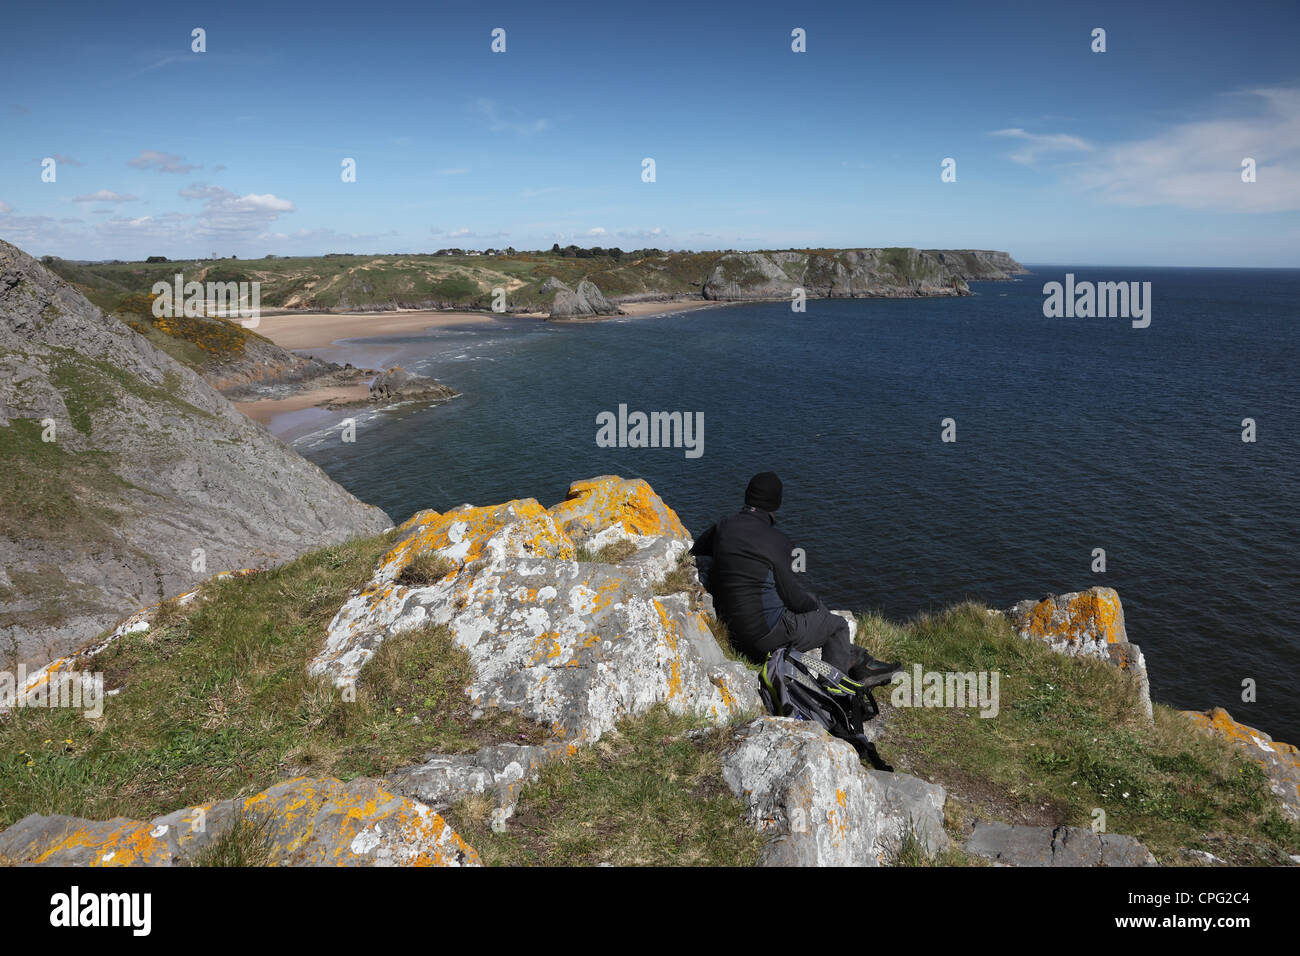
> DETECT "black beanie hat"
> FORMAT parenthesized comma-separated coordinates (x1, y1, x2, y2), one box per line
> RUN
(744, 471, 783, 512)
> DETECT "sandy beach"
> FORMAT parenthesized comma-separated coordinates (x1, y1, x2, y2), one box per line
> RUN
(236, 300, 726, 438)
(248, 300, 721, 352)
(234, 383, 372, 426)
(248, 309, 527, 352)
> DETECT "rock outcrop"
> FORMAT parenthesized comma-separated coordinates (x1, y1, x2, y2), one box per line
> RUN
(309, 476, 759, 742)
(721, 716, 948, 866)
(1004, 587, 1153, 721)
(367, 365, 458, 404)
(965, 822, 1158, 867)
(0, 239, 393, 669)
(0, 776, 477, 867)
(1181, 707, 1300, 820)
(320, 365, 459, 410)
(700, 248, 1027, 301)
(548, 278, 624, 318)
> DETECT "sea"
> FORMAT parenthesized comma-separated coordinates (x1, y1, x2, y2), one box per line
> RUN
(291, 266, 1300, 744)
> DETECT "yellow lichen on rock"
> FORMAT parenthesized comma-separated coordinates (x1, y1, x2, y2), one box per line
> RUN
(379, 498, 574, 583)
(0, 776, 480, 867)
(1182, 707, 1300, 819)
(549, 475, 690, 544)
(1019, 587, 1126, 646)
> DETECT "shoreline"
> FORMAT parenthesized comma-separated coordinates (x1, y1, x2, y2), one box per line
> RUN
(235, 299, 736, 438)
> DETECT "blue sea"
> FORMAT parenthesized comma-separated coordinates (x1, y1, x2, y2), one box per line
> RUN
(296, 267, 1300, 744)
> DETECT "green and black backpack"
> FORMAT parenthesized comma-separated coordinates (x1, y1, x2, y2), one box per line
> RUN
(758, 647, 894, 771)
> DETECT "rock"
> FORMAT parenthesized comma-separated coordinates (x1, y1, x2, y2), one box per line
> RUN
(548, 279, 624, 318)
(550, 475, 690, 548)
(366, 365, 457, 404)
(1180, 707, 1300, 820)
(309, 476, 760, 742)
(700, 249, 1027, 301)
(1179, 848, 1227, 866)
(0, 776, 478, 867)
(1004, 587, 1153, 722)
(384, 742, 562, 814)
(965, 822, 1158, 867)
(0, 239, 393, 670)
(721, 716, 948, 866)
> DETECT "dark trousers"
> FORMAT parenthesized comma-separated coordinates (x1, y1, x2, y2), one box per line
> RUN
(748, 599, 857, 673)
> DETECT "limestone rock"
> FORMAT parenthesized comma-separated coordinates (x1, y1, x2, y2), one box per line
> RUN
(721, 716, 948, 866)
(965, 821, 1158, 867)
(1181, 707, 1300, 820)
(0, 238, 392, 670)
(309, 476, 760, 742)
(366, 365, 457, 404)
(1004, 587, 1153, 721)
(550, 475, 691, 548)
(384, 742, 564, 814)
(0, 776, 478, 867)
(548, 279, 623, 318)
(700, 249, 1027, 301)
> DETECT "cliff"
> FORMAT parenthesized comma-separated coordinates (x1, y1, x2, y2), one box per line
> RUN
(0, 239, 393, 670)
(546, 278, 625, 319)
(701, 248, 1027, 301)
(1, 476, 1295, 867)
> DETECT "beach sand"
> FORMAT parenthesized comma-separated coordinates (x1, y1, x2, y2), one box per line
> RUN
(248, 309, 526, 352)
(233, 383, 372, 426)
(237, 300, 725, 437)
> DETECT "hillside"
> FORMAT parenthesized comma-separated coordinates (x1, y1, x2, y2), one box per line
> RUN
(0, 239, 393, 670)
(0, 476, 1295, 867)
(41, 247, 1027, 317)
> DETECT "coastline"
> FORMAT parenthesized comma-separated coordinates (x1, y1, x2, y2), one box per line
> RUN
(235, 298, 734, 438)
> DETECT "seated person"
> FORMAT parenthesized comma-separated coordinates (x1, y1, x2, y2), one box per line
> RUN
(691, 471, 896, 681)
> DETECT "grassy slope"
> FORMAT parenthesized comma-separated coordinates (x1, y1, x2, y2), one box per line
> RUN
(41, 247, 980, 318)
(44, 252, 720, 315)
(856, 605, 1300, 865)
(2, 539, 1295, 865)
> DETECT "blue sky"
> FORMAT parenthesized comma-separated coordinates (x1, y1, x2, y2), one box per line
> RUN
(2, 0, 1298, 265)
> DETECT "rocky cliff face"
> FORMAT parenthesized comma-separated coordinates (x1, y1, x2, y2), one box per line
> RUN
(547, 278, 624, 319)
(0, 239, 392, 669)
(701, 248, 1027, 301)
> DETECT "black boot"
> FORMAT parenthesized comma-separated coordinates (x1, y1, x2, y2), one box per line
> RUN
(848, 647, 902, 685)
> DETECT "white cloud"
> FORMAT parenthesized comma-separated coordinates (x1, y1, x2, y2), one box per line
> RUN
(1070, 87, 1300, 212)
(72, 189, 140, 203)
(128, 150, 201, 174)
(996, 88, 1300, 212)
(178, 182, 228, 200)
(990, 128, 1094, 166)
(0, 200, 11, 214)
(469, 98, 550, 136)
(430, 226, 509, 240)
(178, 183, 295, 234)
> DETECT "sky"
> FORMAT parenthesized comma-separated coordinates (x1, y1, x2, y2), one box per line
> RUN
(1, 0, 1298, 266)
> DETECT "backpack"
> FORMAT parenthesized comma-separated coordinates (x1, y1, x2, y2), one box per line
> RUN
(758, 646, 894, 771)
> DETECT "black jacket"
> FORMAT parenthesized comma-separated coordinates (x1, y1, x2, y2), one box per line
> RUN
(690, 506, 817, 646)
